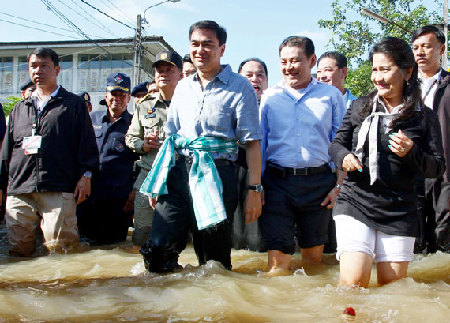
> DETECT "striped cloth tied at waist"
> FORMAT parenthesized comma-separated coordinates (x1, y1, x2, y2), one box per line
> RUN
(139, 134, 238, 230)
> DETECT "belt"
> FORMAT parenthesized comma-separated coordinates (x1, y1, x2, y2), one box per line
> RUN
(267, 162, 330, 177)
(176, 154, 234, 167)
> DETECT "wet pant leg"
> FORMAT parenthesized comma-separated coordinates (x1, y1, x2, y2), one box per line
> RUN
(132, 169, 154, 246)
(5, 194, 40, 256)
(140, 161, 192, 273)
(435, 181, 449, 253)
(35, 192, 79, 253)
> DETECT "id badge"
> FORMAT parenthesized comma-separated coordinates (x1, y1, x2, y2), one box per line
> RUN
(23, 136, 42, 155)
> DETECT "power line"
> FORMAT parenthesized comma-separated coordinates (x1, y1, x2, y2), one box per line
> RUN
(39, 0, 112, 57)
(79, 0, 135, 31)
(0, 11, 104, 39)
(62, 0, 118, 37)
(98, 0, 136, 27)
(0, 17, 80, 39)
(0, 11, 74, 33)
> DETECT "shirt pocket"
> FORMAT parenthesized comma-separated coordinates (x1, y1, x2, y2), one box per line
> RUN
(203, 101, 231, 132)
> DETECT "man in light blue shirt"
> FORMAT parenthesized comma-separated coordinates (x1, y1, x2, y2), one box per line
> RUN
(317, 51, 358, 109)
(317, 51, 358, 254)
(140, 20, 262, 272)
(260, 36, 346, 275)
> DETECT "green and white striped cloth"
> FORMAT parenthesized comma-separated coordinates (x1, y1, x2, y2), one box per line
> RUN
(139, 134, 238, 230)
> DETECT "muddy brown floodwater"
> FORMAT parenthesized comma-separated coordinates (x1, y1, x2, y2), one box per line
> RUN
(0, 224, 449, 322)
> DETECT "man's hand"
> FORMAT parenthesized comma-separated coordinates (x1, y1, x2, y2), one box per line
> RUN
(148, 196, 158, 209)
(142, 130, 160, 152)
(123, 190, 136, 212)
(74, 177, 91, 205)
(320, 187, 340, 209)
(244, 190, 262, 224)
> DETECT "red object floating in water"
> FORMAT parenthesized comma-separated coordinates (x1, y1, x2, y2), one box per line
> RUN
(343, 307, 356, 316)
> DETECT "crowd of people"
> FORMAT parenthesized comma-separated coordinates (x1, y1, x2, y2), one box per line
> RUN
(0, 20, 448, 288)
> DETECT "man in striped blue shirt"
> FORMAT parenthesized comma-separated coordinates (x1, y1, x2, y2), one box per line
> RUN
(260, 36, 346, 275)
(140, 20, 262, 272)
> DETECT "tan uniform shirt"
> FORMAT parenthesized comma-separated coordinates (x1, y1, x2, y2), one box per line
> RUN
(125, 93, 169, 172)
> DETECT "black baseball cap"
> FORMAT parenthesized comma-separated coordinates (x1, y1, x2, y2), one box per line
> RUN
(20, 79, 34, 91)
(152, 51, 183, 69)
(106, 72, 131, 93)
(131, 81, 149, 96)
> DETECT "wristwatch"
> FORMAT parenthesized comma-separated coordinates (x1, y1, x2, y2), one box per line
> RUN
(248, 184, 264, 193)
(335, 183, 342, 190)
(83, 171, 93, 179)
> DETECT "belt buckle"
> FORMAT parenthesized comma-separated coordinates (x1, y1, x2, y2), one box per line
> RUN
(293, 167, 307, 176)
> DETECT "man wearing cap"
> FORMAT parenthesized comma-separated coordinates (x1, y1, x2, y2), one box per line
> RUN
(20, 79, 36, 99)
(139, 20, 262, 273)
(131, 81, 149, 106)
(77, 73, 137, 245)
(78, 92, 92, 113)
(182, 54, 197, 78)
(0, 47, 98, 256)
(125, 50, 183, 246)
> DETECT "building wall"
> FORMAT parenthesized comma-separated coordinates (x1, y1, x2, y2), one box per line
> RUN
(0, 44, 158, 113)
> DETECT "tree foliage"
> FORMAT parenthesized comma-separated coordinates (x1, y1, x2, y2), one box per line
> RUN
(318, 0, 442, 97)
(2, 96, 22, 116)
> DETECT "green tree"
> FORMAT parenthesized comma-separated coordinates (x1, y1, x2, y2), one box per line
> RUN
(2, 96, 22, 116)
(318, 0, 442, 97)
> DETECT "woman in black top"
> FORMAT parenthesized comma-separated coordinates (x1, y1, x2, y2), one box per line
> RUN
(329, 37, 445, 288)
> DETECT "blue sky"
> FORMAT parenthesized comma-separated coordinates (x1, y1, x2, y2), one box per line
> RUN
(0, 0, 443, 86)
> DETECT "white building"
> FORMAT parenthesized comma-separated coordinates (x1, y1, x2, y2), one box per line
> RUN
(0, 36, 173, 110)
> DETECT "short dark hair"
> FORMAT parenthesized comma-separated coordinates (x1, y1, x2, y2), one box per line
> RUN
(279, 36, 315, 57)
(189, 20, 227, 46)
(27, 47, 59, 66)
(317, 51, 348, 69)
(238, 58, 268, 78)
(412, 25, 445, 44)
(183, 54, 192, 63)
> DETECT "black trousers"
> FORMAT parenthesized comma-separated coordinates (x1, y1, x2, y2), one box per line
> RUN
(141, 159, 238, 272)
(77, 194, 133, 245)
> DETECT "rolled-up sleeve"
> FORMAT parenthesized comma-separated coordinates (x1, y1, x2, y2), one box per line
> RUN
(235, 81, 261, 144)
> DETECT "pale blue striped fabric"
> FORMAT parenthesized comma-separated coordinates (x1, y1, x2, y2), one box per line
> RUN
(140, 134, 238, 230)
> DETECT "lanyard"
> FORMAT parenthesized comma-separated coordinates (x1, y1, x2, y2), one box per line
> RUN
(422, 79, 437, 102)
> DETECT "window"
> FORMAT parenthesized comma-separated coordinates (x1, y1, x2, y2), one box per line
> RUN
(0, 57, 14, 94)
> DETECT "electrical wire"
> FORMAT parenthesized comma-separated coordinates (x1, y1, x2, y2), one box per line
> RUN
(0, 17, 80, 39)
(61, 0, 118, 37)
(98, 0, 136, 27)
(0, 10, 74, 33)
(79, 0, 135, 31)
(39, 0, 113, 57)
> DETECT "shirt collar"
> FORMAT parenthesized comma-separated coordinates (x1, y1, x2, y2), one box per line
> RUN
(31, 85, 60, 100)
(101, 109, 131, 124)
(419, 69, 442, 83)
(278, 76, 316, 101)
(193, 64, 232, 85)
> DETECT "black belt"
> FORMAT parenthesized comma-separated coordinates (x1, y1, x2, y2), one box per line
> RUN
(176, 154, 234, 167)
(267, 162, 330, 177)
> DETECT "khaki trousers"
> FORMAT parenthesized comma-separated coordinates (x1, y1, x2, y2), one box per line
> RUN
(5, 192, 79, 256)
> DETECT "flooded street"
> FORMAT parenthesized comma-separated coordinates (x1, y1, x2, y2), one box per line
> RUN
(0, 224, 449, 322)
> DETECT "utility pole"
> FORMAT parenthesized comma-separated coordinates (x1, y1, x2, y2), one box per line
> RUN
(133, 14, 142, 86)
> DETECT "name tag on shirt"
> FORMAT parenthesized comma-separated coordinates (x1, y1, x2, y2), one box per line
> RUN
(23, 136, 42, 155)
(145, 113, 156, 118)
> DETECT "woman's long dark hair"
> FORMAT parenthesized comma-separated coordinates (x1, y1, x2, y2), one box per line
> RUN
(362, 37, 422, 129)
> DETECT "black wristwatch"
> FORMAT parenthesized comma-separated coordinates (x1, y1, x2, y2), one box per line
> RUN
(248, 184, 264, 193)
